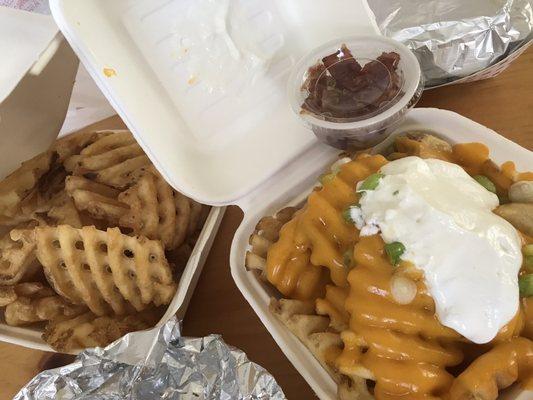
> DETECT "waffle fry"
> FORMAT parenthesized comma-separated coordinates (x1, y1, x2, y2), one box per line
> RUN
(19, 162, 67, 217)
(449, 337, 533, 400)
(244, 207, 299, 278)
(3, 282, 86, 326)
(64, 131, 151, 189)
(316, 285, 350, 333)
(0, 151, 53, 218)
(52, 131, 106, 162)
(65, 175, 121, 198)
(270, 298, 372, 399)
(0, 228, 39, 285)
(65, 176, 127, 224)
(1, 282, 52, 307)
(389, 132, 453, 161)
(118, 172, 177, 249)
(270, 298, 340, 377)
(47, 194, 83, 228)
(42, 309, 160, 352)
(63, 131, 136, 172)
(0, 286, 17, 306)
(35, 225, 177, 316)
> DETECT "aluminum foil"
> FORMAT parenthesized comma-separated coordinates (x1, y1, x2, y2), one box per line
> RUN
(14, 318, 286, 400)
(366, 0, 533, 87)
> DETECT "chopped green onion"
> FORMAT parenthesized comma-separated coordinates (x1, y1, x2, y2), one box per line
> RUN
(342, 203, 360, 224)
(473, 175, 497, 194)
(384, 241, 406, 266)
(343, 250, 353, 269)
(357, 173, 384, 192)
(518, 274, 533, 297)
(523, 244, 533, 257)
(393, 190, 399, 196)
(525, 255, 533, 272)
(319, 172, 336, 185)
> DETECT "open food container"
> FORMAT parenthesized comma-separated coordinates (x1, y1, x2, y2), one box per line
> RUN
(48, 0, 532, 397)
(231, 108, 533, 400)
(0, 16, 226, 353)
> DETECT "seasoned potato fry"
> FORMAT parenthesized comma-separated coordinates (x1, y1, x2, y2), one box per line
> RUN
(393, 132, 453, 161)
(47, 195, 83, 228)
(64, 131, 150, 189)
(119, 172, 177, 249)
(52, 131, 108, 162)
(42, 309, 161, 352)
(35, 225, 177, 315)
(244, 207, 298, 279)
(19, 163, 67, 217)
(0, 151, 53, 218)
(494, 203, 533, 236)
(2, 282, 86, 326)
(66, 176, 127, 224)
(0, 229, 39, 285)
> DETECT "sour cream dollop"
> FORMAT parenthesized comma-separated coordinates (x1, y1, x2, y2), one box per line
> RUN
(353, 156, 522, 344)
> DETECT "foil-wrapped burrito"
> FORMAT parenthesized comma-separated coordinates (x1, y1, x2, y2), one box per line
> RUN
(14, 318, 286, 400)
(365, 0, 533, 87)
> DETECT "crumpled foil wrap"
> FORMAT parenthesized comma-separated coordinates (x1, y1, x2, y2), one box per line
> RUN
(14, 318, 286, 400)
(366, 0, 533, 86)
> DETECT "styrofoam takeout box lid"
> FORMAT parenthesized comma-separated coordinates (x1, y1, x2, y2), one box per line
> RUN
(230, 108, 533, 400)
(49, 0, 378, 207)
(0, 130, 226, 353)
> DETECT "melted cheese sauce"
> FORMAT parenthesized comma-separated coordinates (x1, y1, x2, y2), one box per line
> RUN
(340, 235, 464, 398)
(265, 139, 533, 399)
(266, 154, 388, 299)
(356, 157, 522, 343)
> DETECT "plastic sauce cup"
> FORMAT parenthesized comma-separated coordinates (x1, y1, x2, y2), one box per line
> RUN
(288, 35, 423, 150)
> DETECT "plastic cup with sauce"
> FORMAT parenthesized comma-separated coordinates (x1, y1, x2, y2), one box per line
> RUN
(288, 35, 424, 150)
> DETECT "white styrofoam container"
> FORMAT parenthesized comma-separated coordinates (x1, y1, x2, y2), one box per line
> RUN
(0, 194, 224, 353)
(230, 109, 533, 400)
(0, 130, 225, 352)
(48, 1, 532, 397)
(0, 5, 229, 353)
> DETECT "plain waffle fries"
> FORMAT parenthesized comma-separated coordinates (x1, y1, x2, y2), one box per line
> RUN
(0, 151, 53, 220)
(64, 130, 151, 189)
(43, 309, 161, 352)
(0, 129, 209, 351)
(0, 228, 39, 285)
(2, 282, 86, 326)
(35, 225, 177, 315)
(270, 298, 372, 400)
(270, 298, 342, 379)
(244, 207, 298, 278)
(118, 171, 179, 249)
(65, 175, 127, 225)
